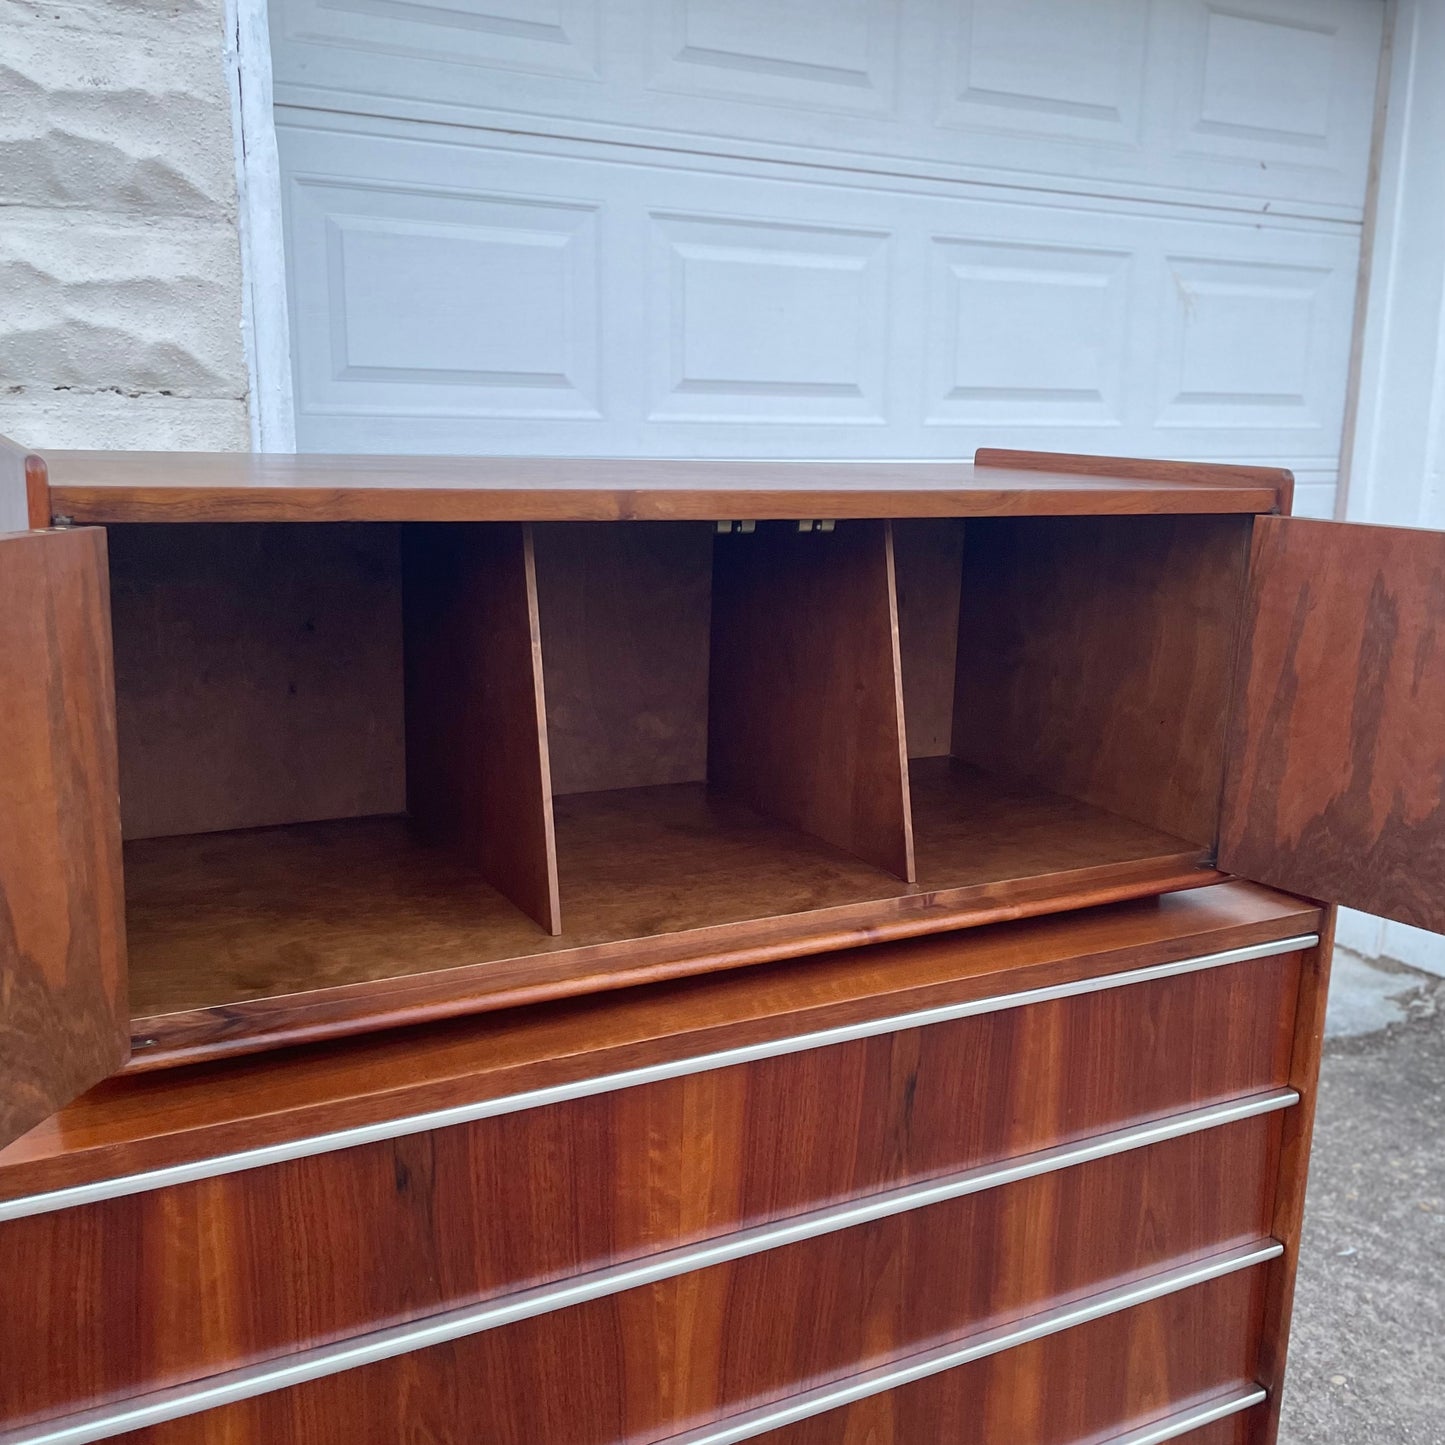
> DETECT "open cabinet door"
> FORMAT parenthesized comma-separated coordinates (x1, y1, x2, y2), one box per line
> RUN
(0, 526, 128, 1149)
(1220, 516, 1445, 932)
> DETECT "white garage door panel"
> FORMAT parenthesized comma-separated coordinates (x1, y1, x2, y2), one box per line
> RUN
(272, 0, 1383, 217)
(280, 119, 1359, 457)
(293, 185, 602, 419)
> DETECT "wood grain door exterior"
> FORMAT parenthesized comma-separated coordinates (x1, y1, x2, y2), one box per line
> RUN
(0, 526, 129, 1149)
(1221, 515, 1445, 933)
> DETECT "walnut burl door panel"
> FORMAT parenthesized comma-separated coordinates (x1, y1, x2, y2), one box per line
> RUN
(1221, 517, 1445, 933)
(0, 528, 128, 1150)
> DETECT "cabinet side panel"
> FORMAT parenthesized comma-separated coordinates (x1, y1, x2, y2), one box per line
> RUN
(709, 520, 914, 881)
(953, 515, 1253, 846)
(0, 528, 128, 1149)
(404, 523, 560, 935)
(1250, 911, 1336, 1445)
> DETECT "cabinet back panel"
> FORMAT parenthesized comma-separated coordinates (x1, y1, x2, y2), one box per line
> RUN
(709, 520, 914, 881)
(952, 515, 1252, 846)
(532, 523, 713, 796)
(893, 518, 966, 759)
(109, 524, 406, 840)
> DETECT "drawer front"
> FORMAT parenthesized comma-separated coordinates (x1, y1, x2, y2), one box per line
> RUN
(1170, 1422, 1256, 1445)
(0, 947, 1300, 1431)
(747, 1269, 1267, 1445)
(96, 1118, 1273, 1445)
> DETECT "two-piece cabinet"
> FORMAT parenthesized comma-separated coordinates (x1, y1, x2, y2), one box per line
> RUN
(1, 441, 1441, 1444)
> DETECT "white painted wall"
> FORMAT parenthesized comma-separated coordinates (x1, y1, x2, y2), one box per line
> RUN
(0, 0, 250, 450)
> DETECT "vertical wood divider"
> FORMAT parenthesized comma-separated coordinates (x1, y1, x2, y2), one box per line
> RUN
(403, 522, 562, 935)
(708, 519, 915, 882)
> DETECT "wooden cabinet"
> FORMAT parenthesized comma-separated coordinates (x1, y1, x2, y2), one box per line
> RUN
(0, 441, 1432, 1443)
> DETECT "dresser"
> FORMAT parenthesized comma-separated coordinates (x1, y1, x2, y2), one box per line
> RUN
(2, 443, 1439, 1445)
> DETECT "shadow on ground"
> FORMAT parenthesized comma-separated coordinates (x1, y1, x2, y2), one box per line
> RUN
(1279, 952, 1445, 1443)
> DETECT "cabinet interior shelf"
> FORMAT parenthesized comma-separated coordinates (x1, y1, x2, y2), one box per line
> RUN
(106, 510, 1249, 1067)
(124, 762, 1209, 1037)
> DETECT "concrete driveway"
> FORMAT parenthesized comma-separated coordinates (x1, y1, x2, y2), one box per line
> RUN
(1279, 952, 1445, 1443)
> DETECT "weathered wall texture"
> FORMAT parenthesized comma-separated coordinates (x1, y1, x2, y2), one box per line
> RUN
(0, 0, 249, 450)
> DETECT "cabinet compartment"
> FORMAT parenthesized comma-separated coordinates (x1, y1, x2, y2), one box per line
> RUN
(119, 520, 917, 1055)
(114, 522, 559, 1029)
(113, 511, 1254, 1065)
(532, 519, 914, 957)
(895, 513, 1253, 895)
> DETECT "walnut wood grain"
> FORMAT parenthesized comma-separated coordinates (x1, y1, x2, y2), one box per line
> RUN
(39, 452, 1283, 525)
(0, 882, 1318, 1204)
(0, 999, 1288, 1428)
(975, 446, 1295, 515)
(0, 528, 129, 1150)
(532, 522, 713, 795)
(107, 523, 406, 840)
(1220, 517, 1445, 931)
(710, 520, 914, 880)
(893, 517, 966, 757)
(402, 523, 560, 934)
(1251, 911, 1336, 1445)
(1187, 1420, 1257, 1445)
(81, 1127, 1276, 1444)
(117, 765, 1213, 1067)
(753, 1270, 1266, 1445)
(953, 515, 1253, 846)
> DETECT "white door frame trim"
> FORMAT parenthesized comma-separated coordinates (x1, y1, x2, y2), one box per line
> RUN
(224, 0, 296, 452)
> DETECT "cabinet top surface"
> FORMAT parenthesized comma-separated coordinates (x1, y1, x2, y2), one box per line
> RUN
(37, 451, 1287, 523)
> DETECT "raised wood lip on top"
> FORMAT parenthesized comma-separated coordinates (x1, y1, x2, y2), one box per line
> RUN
(38, 452, 1286, 524)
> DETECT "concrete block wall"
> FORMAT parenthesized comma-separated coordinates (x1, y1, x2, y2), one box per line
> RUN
(0, 0, 249, 450)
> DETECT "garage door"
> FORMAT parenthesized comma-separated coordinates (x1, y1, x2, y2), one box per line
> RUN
(269, 0, 1383, 517)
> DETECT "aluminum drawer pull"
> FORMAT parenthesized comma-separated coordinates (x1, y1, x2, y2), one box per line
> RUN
(0, 1095, 1293, 1445)
(1102, 1385, 1268, 1444)
(657, 1243, 1283, 1445)
(0, 932, 1317, 1222)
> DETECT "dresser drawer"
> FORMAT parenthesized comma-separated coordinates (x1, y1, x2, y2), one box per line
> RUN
(0, 939, 1303, 1433)
(744, 1267, 1268, 1445)
(93, 1113, 1278, 1445)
